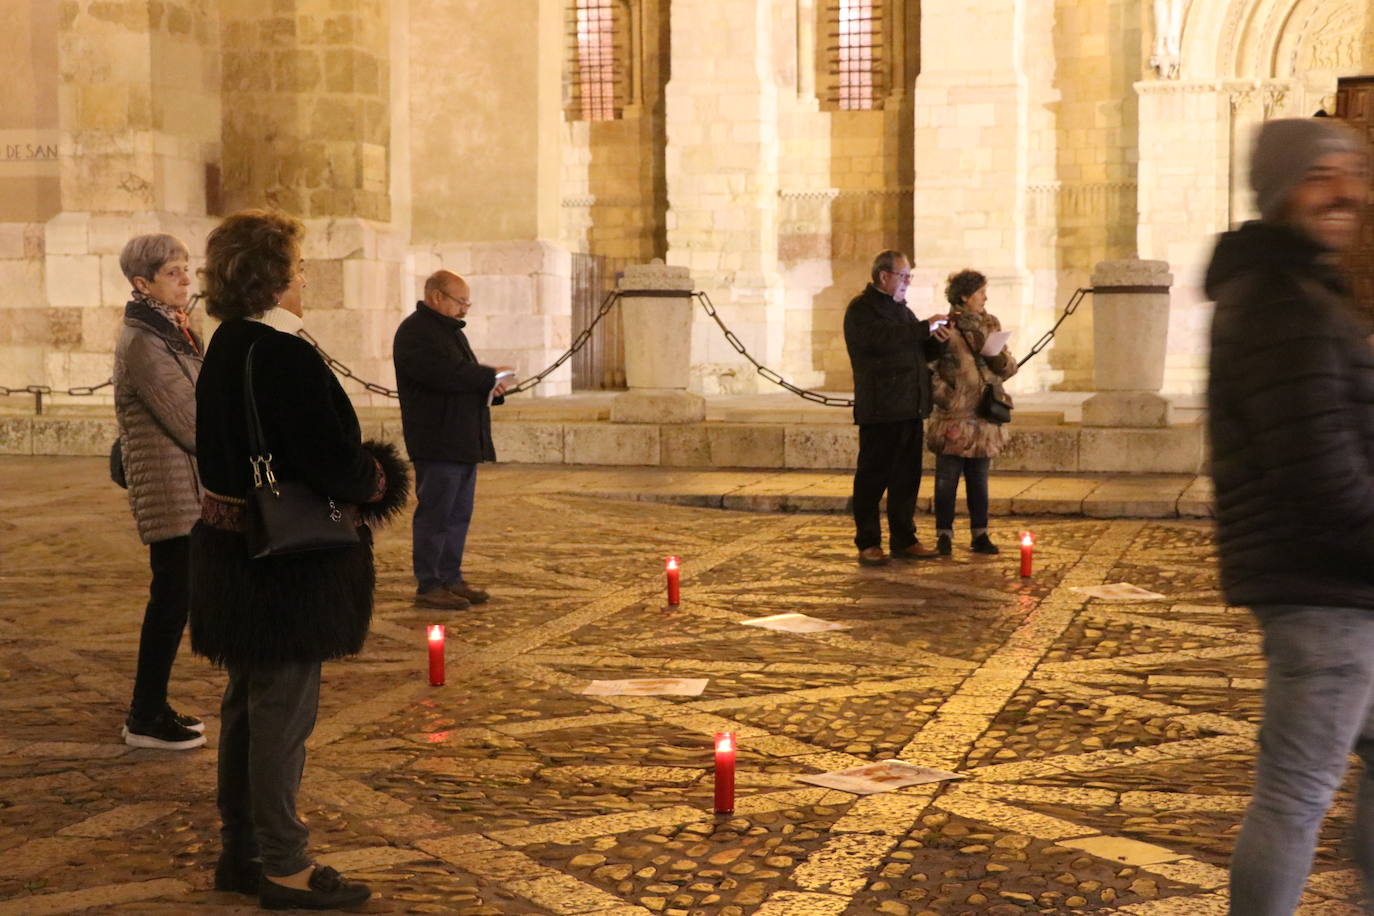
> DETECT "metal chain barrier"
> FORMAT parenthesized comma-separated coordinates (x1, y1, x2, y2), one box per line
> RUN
(298, 288, 626, 400)
(0, 380, 113, 414)
(1017, 286, 1093, 368)
(693, 291, 856, 407)
(1, 286, 1091, 414)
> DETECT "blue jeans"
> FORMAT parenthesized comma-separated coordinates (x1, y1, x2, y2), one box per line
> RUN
(933, 454, 991, 535)
(1230, 606, 1374, 916)
(412, 460, 477, 594)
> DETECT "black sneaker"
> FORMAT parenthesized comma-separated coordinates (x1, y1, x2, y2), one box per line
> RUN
(970, 533, 1000, 555)
(122, 710, 206, 750)
(165, 706, 205, 734)
(260, 865, 371, 910)
(937, 534, 952, 556)
(214, 855, 262, 895)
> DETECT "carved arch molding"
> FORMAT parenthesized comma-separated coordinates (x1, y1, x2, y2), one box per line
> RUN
(1181, 0, 1369, 89)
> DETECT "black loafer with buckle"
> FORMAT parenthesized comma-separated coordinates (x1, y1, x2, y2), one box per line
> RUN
(259, 865, 371, 911)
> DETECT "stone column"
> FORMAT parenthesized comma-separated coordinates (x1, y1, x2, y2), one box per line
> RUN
(664, 0, 785, 395)
(610, 260, 704, 423)
(218, 1, 408, 405)
(40, 0, 221, 398)
(912, 0, 1034, 369)
(1082, 259, 1173, 427)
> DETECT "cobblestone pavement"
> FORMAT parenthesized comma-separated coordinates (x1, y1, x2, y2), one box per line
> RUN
(0, 458, 1363, 915)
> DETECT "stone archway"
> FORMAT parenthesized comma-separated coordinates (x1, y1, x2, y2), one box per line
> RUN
(1135, 0, 1371, 393)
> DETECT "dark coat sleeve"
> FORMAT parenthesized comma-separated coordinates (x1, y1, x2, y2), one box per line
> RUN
(843, 300, 930, 370)
(253, 334, 383, 505)
(1230, 301, 1374, 553)
(394, 318, 497, 394)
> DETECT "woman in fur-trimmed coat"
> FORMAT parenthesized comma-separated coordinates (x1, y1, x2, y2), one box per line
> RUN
(189, 210, 408, 911)
(926, 269, 1018, 557)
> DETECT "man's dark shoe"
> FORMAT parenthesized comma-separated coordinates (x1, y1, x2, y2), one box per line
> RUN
(122, 710, 206, 750)
(415, 588, 471, 611)
(857, 547, 889, 567)
(891, 542, 939, 560)
(214, 855, 262, 895)
(937, 534, 952, 556)
(970, 534, 1000, 555)
(446, 581, 489, 605)
(260, 865, 371, 910)
(165, 705, 204, 734)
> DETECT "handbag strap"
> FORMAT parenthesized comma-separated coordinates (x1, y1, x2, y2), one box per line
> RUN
(956, 324, 995, 388)
(243, 340, 278, 493)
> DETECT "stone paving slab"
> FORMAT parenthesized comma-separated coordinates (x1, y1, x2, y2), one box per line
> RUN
(0, 456, 1363, 915)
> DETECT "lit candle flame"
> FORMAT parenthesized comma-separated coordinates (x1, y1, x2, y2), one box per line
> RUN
(715, 732, 735, 753)
(1020, 532, 1034, 547)
(666, 556, 680, 570)
(428, 624, 444, 642)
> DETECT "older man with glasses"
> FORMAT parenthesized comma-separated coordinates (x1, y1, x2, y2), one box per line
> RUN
(393, 270, 515, 610)
(843, 249, 952, 566)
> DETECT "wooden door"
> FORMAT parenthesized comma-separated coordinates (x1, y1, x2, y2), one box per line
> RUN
(1336, 77, 1374, 316)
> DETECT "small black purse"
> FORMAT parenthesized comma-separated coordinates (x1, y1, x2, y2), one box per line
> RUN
(243, 340, 359, 559)
(959, 326, 1012, 425)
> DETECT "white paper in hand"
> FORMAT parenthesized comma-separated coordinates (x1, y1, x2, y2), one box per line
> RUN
(981, 330, 1011, 357)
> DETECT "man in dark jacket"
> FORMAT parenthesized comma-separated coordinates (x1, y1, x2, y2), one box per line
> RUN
(393, 270, 513, 610)
(844, 249, 951, 566)
(1207, 118, 1370, 916)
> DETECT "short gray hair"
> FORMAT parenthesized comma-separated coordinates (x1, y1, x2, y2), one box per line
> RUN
(119, 234, 189, 284)
(871, 249, 908, 285)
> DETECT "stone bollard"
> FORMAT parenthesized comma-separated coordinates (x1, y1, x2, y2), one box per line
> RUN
(610, 259, 706, 424)
(1081, 259, 1174, 428)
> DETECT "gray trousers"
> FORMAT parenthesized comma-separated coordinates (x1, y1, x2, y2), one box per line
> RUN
(1229, 606, 1374, 916)
(217, 660, 321, 877)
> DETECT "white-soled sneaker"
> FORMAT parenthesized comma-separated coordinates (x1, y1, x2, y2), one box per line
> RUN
(122, 711, 207, 750)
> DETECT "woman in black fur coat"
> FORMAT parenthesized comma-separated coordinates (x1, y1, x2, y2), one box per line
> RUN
(188, 210, 408, 911)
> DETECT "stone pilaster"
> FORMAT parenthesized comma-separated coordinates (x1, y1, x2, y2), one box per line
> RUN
(1082, 259, 1173, 427)
(913, 0, 1034, 381)
(219, 0, 390, 221)
(611, 260, 704, 423)
(664, 0, 784, 395)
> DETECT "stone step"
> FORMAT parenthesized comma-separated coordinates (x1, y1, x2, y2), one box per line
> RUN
(1, 406, 1205, 474)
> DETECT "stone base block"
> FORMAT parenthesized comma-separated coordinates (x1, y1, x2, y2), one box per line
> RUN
(563, 423, 660, 465)
(997, 426, 1080, 472)
(661, 424, 785, 468)
(1082, 391, 1172, 428)
(1079, 426, 1204, 474)
(784, 425, 859, 469)
(610, 389, 705, 424)
(493, 422, 565, 464)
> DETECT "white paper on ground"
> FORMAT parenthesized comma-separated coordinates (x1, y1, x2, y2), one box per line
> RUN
(580, 677, 709, 696)
(740, 612, 852, 633)
(981, 329, 1012, 356)
(1070, 583, 1167, 600)
(796, 759, 965, 795)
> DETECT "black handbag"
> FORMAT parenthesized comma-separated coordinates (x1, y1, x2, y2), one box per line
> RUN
(959, 327, 1012, 425)
(243, 340, 359, 559)
(110, 439, 127, 488)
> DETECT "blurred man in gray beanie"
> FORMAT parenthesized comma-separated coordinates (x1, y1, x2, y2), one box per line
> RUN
(1206, 118, 1371, 915)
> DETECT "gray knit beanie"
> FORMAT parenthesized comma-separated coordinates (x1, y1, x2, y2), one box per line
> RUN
(1251, 118, 1363, 222)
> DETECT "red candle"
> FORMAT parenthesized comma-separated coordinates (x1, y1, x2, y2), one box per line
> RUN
(714, 732, 735, 813)
(666, 556, 681, 606)
(1019, 531, 1034, 578)
(427, 625, 445, 686)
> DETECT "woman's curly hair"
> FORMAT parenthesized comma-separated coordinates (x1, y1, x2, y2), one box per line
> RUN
(201, 210, 304, 321)
(945, 269, 987, 307)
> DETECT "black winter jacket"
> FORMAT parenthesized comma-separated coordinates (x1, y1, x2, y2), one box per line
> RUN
(844, 283, 943, 425)
(1206, 221, 1374, 612)
(393, 302, 501, 463)
(189, 317, 409, 668)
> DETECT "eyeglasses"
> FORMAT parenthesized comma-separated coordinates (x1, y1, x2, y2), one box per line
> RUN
(883, 269, 911, 282)
(437, 288, 471, 308)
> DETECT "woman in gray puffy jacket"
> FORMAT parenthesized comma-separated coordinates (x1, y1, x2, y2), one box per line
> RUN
(112, 233, 206, 751)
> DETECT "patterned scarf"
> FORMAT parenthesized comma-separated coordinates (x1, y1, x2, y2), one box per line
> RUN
(132, 290, 198, 352)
